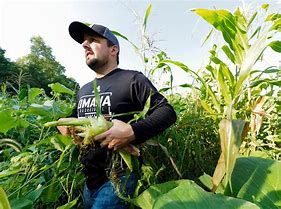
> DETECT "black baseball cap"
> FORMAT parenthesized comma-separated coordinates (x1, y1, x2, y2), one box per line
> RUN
(68, 21, 119, 49)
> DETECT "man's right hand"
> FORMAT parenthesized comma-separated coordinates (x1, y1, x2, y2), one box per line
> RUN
(57, 118, 77, 136)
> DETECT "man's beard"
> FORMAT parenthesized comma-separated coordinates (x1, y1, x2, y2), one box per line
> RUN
(87, 58, 108, 73)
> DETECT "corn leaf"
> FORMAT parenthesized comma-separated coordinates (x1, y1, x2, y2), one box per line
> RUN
(143, 4, 152, 32)
(200, 100, 216, 115)
(222, 45, 235, 64)
(119, 151, 134, 171)
(211, 153, 226, 193)
(269, 41, 281, 52)
(249, 26, 261, 41)
(0, 138, 22, 152)
(219, 119, 246, 191)
(217, 65, 232, 105)
(201, 28, 214, 47)
(93, 80, 101, 117)
(192, 8, 247, 65)
(270, 19, 281, 31)
(56, 197, 78, 209)
(112, 31, 139, 51)
(248, 11, 257, 27)
(265, 13, 281, 22)
(234, 32, 268, 97)
(0, 186, 11, 209)
(161, 60, 221, 112)
(261, 3, 269, 10)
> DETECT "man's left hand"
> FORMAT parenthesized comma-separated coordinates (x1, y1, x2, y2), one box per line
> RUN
(94, 119, 135, 150)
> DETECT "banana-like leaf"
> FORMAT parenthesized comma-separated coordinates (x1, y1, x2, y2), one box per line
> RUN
(219, 119, 247, 191)
(0, 110, 18, 134)
(48, 83, 75, 96)
(225, 157, 281, 209)
(28, 88, 44, 103)
(134, 179, 260, 209)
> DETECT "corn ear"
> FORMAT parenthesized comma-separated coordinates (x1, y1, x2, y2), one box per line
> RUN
(44, 118, 92, 127)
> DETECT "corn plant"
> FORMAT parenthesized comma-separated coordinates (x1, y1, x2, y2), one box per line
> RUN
(112, 4, 174, 91)
(157, 4, 281, 192)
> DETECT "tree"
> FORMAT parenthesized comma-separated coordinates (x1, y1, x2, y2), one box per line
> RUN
(16, 36, 79, 94)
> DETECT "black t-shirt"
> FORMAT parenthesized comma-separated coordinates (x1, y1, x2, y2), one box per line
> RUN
(75, 68, 177, 189)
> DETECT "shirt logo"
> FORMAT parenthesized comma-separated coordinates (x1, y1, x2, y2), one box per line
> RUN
(77, 92, 112, 118)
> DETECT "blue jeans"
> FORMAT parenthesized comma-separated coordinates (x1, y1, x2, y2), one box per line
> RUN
(83, 173, 139, 209)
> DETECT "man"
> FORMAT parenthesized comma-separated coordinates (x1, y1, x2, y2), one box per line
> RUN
(61, 21, 177, 209)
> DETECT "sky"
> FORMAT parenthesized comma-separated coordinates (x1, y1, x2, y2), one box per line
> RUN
(0, 0, 280, 89)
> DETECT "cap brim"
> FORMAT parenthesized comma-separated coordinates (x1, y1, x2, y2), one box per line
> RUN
(69, 21, 96, 44)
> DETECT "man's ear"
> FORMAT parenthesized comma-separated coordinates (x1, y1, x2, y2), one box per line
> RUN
(110, 45, 119, 56)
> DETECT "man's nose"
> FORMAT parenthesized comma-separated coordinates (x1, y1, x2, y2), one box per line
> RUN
(82, 40, 90, 49)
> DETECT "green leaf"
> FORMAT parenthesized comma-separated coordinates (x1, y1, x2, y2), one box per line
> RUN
(119, 151, 134, 171)
(10, 198, 33, 209)
(269, 41, 281, 52)
(211, 153, 226, 193)
(219, 119, 247, 189)
(265, 13, 281, 22)
(143, 4, 152, 32)
(0, 168, 22, 178)
(0, 110, 17, 134)
(93, 80, 101, 117)
(0, 138, 22, 152)
(200, 100, 216, 115)
(28, 103, 53, 117)
(112, 31, 139, 51)
(225, 157, 281, 209)
(28, 88, 44, 103)
(26, 186, 44, 202)
(134, 179, 260, 209)
(161, 60, 221, 112)
(270, 19, 281, 31)
(0, 186, 11, 209)
(56, 198, 78, 209)
(201, 29, 214, 46)
(261, 3, 269, 10)
(199, 173, 225, 194)
(248, 11, 257, 27)
(49, 83, 75, 96)
(222, 45, 235, 63)
(249, 26, 261, 40)
(18, 88, 28, 100)
(217, 65, 232, 105)
(234, 32, 268, 97)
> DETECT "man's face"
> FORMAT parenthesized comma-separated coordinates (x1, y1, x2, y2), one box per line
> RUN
(82, 33, 111, 72)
